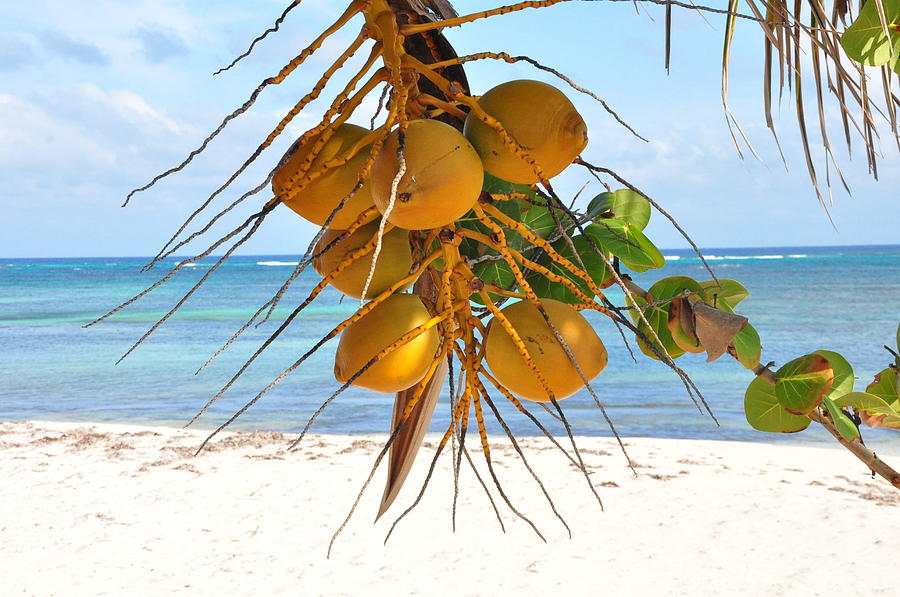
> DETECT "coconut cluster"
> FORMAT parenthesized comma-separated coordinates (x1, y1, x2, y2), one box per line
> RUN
(273, 80, 604, 400)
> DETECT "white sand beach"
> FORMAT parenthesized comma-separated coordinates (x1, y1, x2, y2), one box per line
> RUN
(2, 420, 898, 596)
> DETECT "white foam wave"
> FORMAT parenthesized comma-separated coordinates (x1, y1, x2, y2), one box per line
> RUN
(704, 254, 786, 261)
(788, 254, 808, 258)
(257, 261, 299, 266)
(663, 255, 681, 261)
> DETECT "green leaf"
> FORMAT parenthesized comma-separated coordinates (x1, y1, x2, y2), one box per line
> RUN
(840, 0, 900, 67)
(866, 367, 900, 407)
(526, 268, 579, 303)
(470, 259, 515, 305)
(646, 276, 705, 308)
(823, 396, 861, 440)
(732, 322, 762, 370)
(457, 173, 564, 258)
(834, 391, 900, 429)
(583, 219, 665, 273)
(629, 293, 686, 360)
(896, 321, 900, 353)
(519, 203, 558, 241)
(587, 189, 651, 230)
(526, 235, 612, 304)
(744, 376, 811, 433)
(481, 171, 535, 197)
(699, 279, 750, 307)
(774, 354, 835, 415)
(481, 172, 563, 241)
(812, 350, 854, 400)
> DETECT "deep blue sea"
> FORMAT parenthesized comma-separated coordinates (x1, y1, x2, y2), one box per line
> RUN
(1, 245, 898, 447)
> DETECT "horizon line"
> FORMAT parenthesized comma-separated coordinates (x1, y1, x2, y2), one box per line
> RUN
(3, 242, 900, 261)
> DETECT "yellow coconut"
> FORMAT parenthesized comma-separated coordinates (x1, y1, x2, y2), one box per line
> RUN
(370, 119, 484, 230)
(334, 294, 439, 393)
(484, 298, 607, 402)
(312, 221, 414, 299)
(463, 79, 588, 184)
(273, 123, 377, 230)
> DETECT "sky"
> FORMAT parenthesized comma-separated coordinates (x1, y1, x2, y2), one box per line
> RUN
(1, 0, 898, 258)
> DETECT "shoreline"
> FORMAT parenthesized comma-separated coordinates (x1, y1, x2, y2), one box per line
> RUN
(5, 415, 900, 451)
(3, 419, 899, 595)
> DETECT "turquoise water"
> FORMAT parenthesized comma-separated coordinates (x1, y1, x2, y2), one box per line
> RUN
(1, 245, 898, 446)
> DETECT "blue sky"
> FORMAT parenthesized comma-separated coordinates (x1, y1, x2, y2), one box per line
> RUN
(1, 0, 897, 258)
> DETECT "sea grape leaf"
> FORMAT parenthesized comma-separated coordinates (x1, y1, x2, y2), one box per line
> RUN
(866, 367, 900, 407)
(630, 294, 686, 360)
(896, 321, 900, 352)
(584, 219, 665, 273)
(482, 171, 536, 198)
(527, 268, 578, 303)
(812, 350, 854, 400)
(556, 235, 614, 291)
(834, 391, 900, 429)
(456, 197, 521, 249)
(458, 232, 493, 261)
(692, 302, 748, 362)
(731, 323, 762, 370)
(586, 189, 651, 230)
(457, 173, 562, 258)
(645, 277, 704, 309)
(525, 259, 585, 304)
(526, 235, 612, 304)
(774, 354, 835, 415)
(456, 200, 510, 260)
(840, 0, 900, 67)
(471, 259, 515, 305)
(519, 202, 559, 240)
(822, 396, 861, 440)
(744, 376, 811, 433)
(699, 279, 750, 307)
(482, 172, 564, 241)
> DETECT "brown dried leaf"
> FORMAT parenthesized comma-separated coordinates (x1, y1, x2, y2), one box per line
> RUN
(692, 302, 749, 362)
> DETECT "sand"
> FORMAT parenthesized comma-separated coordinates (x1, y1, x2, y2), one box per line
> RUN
(1, 420, 898, 596)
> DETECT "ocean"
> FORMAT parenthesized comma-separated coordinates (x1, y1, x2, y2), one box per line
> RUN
(1, 245, 898, 447)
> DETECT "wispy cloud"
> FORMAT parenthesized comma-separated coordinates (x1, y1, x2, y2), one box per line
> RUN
(40, 30, 109, 66)
(131, 25, 188, 64)
(0, 35, 35, 71)
(0, 85, 195, 189)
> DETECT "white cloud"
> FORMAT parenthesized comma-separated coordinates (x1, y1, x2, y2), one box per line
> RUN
(75, 83, 190, 136)
(0, 92, 117, 170)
